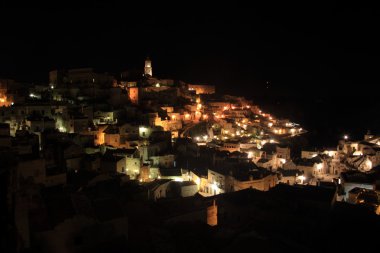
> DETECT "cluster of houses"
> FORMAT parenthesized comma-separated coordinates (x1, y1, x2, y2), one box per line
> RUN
(1, 58, 380, 252)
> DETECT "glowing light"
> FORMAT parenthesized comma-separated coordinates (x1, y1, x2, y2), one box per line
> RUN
(195, 136, 200, 141)
(246, 105, 250, 108)
(185, 113, 190, 119)
(155, 83, 160, 87)
(366, 160, 372, 169)
(223, 106, 228, 110)
(268, 122, 273, 127)
(50, 85, 54, 89)
(203, 114, 208, 120)
(29, 93, 34, 98)
(344, 135, 348, 140)
(248, 151, 253, 158)
(171, 115, 176, 120)
(231, 106, 236, 110)
(11, 102, 14, 105)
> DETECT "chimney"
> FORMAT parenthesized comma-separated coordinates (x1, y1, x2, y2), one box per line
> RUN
(207, 199, 217, 226)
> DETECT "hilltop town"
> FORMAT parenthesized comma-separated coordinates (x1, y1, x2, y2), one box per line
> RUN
(1, 58, 379, 252)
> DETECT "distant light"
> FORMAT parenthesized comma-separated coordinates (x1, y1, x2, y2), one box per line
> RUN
(195, 136, 200, 141)
(155, 83, 160, 87)
(203, 135, 208, 140)
(50, 85, 54, 89)
(11, 102, 14, 106)
(29, 93, 34, 97)
(268, 122, 273, 127)
(344, 135, 348, 140)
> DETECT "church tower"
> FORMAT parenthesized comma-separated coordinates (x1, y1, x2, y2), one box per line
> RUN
(144, 57, 153, 77)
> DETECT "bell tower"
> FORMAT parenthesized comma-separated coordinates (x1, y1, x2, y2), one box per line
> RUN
(144, 57, 153, 77)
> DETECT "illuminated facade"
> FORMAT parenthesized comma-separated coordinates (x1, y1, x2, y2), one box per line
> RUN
(128, 87, 139, 104)
(144, 57, 153, 77)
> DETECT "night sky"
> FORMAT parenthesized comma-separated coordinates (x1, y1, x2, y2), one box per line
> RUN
(0, 4, 379, 98)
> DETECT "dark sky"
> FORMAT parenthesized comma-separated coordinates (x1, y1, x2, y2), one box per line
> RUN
(1, 4, 379, 96)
